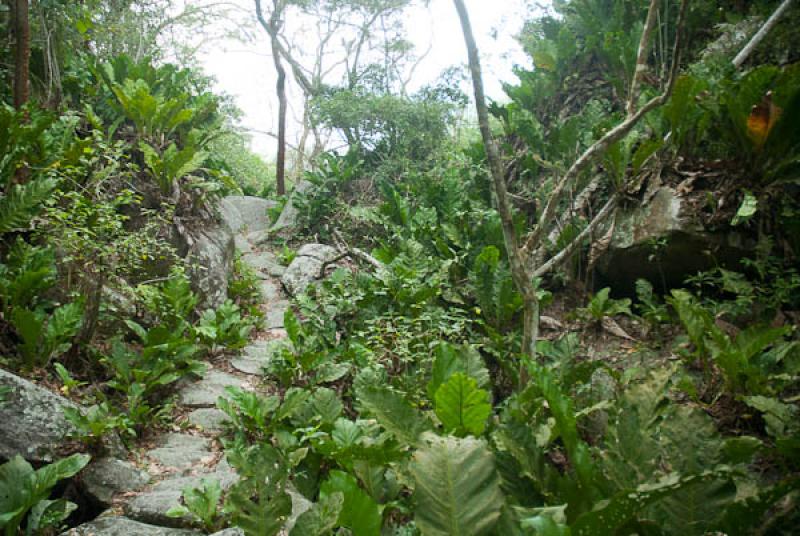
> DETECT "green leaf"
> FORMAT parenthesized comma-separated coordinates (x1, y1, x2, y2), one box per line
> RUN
(411, 433, 504, 536)
(427, 342, 490, 400)
(290, 491, 344, 536)
(320, 471, 382, 536)
(356, 384, 432, 447)
(571, 471, 722, 536)
(732, 191, 758, 225)
(26, 498, 78, 534)
(310, 388, 343, 426)
(0, 178, 57, 233)
(434, 373, 492, 437)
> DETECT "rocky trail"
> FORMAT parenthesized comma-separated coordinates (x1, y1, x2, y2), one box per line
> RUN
(60, 197, 310, 536)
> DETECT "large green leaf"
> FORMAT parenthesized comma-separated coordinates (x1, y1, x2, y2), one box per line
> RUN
(0, 453, 89, 533)
(356, 384, 432, 447)
(411, 433, 504, 536)
(427, 342, 490, 400)
(320, 471, 382, 536)
(290, 491, 343, 536)
(434, 373, 491, 437)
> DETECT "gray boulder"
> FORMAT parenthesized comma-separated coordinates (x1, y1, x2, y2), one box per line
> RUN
(595, 186, 750, 292)
(281, 244, 340, 297)
(82, 457, 150, 506)
(0, 368, 81, 463)
(219, 196, 278, 235)
(180, 224, 235, 309)
(62, 515, 201, 536)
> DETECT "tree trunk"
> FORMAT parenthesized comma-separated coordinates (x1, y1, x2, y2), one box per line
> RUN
(271, 29, 287, 196)
(12, 0, 30, 109)
(453, 0, 539, 386)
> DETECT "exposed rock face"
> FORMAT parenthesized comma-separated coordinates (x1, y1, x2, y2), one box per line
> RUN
(595, 186, 750, 293)
(180, 224, 235, 309)
(0, 368, 80, 463)
(281, 243, 340, 297)
(219, 196, 278, 234)
(82, 458, 150, 507)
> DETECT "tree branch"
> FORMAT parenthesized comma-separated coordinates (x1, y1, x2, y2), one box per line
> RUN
(732, 0, 795, 69)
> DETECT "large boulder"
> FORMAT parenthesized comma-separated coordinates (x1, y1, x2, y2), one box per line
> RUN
(595, 186, 750, 293)
(281, 243, 340, 297)
(0, 368, 81, 463)
(178, 223, 235, 309)
(219, 196, 278, 235)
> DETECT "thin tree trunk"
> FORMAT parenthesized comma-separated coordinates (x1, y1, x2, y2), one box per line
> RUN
(452, 0, 538, 384)
(12, 0, 30, 109)
(271, 28, 287, 196)
(255, 0, 287, 195)
(628, 0, 659, 115)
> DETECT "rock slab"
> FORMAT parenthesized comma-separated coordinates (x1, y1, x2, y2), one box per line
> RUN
(281, 244, 339, 296)
(0, 368, 80, 463)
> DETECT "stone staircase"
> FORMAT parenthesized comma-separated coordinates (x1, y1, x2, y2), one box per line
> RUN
(64, 197, 306, 536)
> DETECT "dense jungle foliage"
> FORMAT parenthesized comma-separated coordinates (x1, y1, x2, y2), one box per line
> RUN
(1, 0, 799, 535)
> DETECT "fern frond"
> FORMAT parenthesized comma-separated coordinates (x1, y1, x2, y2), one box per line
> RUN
(0, 178, 57, 233)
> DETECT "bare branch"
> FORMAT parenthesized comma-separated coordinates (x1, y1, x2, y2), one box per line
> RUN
(733, 0, 795, 68)
(533, 195, 617, 277)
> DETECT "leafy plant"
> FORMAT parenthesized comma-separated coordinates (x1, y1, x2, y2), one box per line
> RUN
(576, 287, 632, 323)
(194, 300, 253, 354)
(668, 289, 794, 394)
(318, 470, 382, 536)
(635, 279, 670, 328)
(223, 444, 292, 536)
(0, 453, 90, 536)
(10, 300, 84, 369)
(468, 245, 522, 331)
(54, 362, 86, 396)
(64, 402, 135, 445)
(167, 478, 224, 532)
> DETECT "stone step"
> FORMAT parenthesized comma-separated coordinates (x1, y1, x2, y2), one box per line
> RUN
(187, 408, 230, 434)
(146, 433, 212, 471)
(125, 460, 238, 527)
(266, 301, 291, 330)
(230, 340, 283, 375)
(178, 370, 243, 408)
